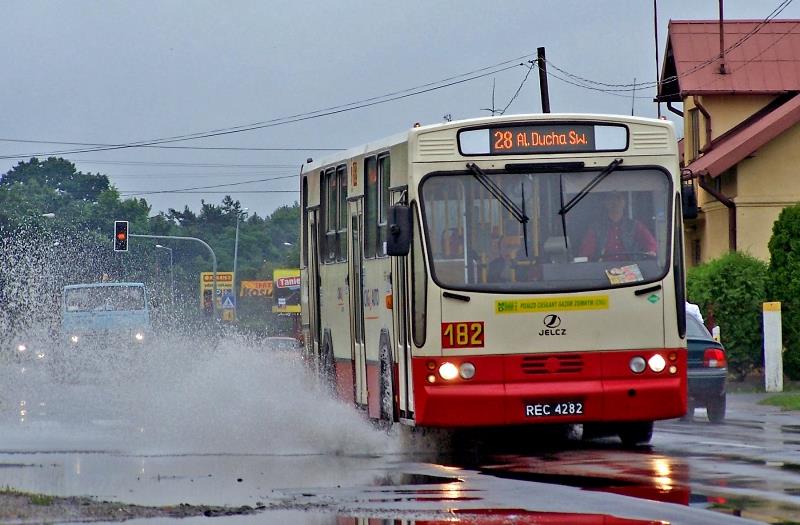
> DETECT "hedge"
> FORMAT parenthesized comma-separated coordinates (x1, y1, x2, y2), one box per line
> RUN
(687, 251, 768, 380)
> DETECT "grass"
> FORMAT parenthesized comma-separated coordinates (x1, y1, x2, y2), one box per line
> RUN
(1, 487, 54, 506)
(758, 393, 800, 411)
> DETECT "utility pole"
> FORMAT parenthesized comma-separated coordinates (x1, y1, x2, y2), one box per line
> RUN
(129, 234, 218, 317)
(232, 207, 249, 321)
(537, 47, 551, 113)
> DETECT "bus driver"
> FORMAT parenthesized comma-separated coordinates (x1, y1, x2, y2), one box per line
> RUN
(578, 191, 657, 261)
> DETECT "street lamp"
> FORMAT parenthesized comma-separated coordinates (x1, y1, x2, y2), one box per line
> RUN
(232, 207, 249, 319)
(155, 244, 175, 308)
(41, 213, 55, 219)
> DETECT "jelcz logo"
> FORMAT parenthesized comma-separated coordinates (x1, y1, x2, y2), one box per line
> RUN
(539, 314, 566, 336)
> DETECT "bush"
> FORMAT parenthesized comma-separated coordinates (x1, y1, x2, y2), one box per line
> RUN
(768, 204, 800, 380)
(687, 251, 768, 379)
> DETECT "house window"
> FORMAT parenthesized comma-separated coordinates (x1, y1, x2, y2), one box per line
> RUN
(689, 108, 701, 160)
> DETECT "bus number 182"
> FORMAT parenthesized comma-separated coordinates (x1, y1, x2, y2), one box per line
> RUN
(441, 321, 484, 349)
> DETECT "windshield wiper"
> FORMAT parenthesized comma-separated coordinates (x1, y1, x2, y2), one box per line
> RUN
(558, 158, 623, 216)
(466, 163, 530, 256)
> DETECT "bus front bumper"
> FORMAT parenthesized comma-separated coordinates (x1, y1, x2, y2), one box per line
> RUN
(411, 351, 687, 428)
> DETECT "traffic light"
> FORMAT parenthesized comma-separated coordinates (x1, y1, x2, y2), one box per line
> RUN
(114, 221, 129, 252)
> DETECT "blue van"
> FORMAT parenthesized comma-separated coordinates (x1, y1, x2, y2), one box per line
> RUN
(61, 282, 152, 346)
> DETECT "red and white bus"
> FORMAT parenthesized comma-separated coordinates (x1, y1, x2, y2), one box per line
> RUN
(300, 114, 687, 445)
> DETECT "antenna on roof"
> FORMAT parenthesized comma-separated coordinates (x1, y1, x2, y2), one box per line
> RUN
(719, 0, 728, 74)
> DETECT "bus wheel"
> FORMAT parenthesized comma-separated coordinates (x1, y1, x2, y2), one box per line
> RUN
(320, 330, 335, 388)
(618, 421, 653, 447)
(378, 335, 394, 426)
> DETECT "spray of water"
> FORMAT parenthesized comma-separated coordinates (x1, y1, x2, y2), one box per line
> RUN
(1, 226, 397, 458)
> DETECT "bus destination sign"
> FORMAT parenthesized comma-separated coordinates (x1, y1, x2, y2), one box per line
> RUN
(489, 124, 596, 154)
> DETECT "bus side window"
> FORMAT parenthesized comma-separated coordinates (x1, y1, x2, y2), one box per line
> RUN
(377, 154, 390, 257)
(337, 164, 347, 262)
(365, 156, 378, 259)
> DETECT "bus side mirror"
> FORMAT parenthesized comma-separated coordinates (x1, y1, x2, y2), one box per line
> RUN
(386, 205, 412, 256)
(681, 183, 698, 220)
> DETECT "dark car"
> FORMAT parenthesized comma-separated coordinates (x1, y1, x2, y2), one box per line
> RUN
(686, 315, 727, 423)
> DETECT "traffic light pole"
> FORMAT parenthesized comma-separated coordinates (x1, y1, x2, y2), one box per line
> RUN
(128, 234, 218, 316)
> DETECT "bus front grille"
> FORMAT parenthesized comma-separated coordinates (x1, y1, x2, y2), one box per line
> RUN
(521, 354, 584, 375)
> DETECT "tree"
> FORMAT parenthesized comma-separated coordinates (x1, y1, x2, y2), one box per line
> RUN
(767, 204, 800, 379)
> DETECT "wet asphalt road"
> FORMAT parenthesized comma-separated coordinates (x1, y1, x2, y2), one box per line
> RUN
(0, 342, 798, 524)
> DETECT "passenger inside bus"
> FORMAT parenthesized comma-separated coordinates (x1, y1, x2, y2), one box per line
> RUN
(578, 191, 657, 261)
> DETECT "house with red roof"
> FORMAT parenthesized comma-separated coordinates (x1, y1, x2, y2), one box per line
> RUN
(658, 19, 800, 265)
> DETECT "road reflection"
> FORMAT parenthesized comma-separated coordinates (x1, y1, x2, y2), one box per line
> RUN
(477, 449, 691, 505)
(335, 511, 666, 524)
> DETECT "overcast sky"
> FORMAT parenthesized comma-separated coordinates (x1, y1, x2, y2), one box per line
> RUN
(2, 0, 798, 218)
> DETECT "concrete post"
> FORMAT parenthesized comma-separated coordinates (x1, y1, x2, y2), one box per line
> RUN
(763, 302, 783, 393)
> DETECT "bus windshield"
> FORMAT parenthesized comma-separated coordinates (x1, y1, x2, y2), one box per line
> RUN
(65, 286, 146, 312)
(419, 167, 672, 293)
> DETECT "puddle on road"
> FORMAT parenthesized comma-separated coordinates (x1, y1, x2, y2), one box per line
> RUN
(0, 333, 407, 506)
(475, 448, 800, 524)
(98, 509, 670, 525)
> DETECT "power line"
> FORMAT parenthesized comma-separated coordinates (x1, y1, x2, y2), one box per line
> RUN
(0, 54, 534, 160)
(121, 190, 299, 194)
(500, 61, 536, 115)
(0, 138, 343, 152)
(119, 173, 297, 196)
(542, 0, 794, 94)
(72, 159, 296, 168)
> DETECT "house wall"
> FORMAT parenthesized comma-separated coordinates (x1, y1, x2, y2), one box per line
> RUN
(683, 95, 800, 265)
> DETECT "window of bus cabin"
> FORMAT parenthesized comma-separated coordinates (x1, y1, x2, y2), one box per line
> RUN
(301, 175, 308, 268)
(377, 154, 390, 256)
(320, 165, 348, 264)
(364, 153, 390, 259)
(337, 164, 347, 262)
(419, 167, 672, 293)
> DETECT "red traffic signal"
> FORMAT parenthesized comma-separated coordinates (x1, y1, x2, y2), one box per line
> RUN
(114, 221, 129, 252)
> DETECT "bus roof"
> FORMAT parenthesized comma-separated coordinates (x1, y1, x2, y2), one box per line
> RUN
(303, 113, 675, 171)
(64, 282, 145, 290)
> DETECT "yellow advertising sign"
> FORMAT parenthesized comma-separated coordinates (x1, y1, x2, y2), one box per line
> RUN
(272, 268, 301, 313)
(240, 280, 273, 298)
(495, 295, 609, 314)
(200, 272, 234, 307)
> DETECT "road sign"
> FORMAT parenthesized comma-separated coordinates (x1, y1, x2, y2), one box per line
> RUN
(221, 294, 236, 309)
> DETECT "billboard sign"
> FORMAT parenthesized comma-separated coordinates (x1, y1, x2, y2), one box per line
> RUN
(240, 280, 273, 298)
(272, 269, 300, 313)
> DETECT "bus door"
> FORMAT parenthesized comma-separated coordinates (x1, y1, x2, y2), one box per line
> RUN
(391, 189, 414, 419)
(348, 198, 368, 407)
(307, 209, 323, 375)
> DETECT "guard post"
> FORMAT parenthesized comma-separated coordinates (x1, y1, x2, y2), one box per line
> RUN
(763, 301, 783, 393)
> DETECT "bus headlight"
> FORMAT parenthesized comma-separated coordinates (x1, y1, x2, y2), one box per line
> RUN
(459, 362, 476, 380)
(648, 354, 667, 373)
(629, 356, 646, 373)
(134, 332, 144, 342)
(438, 362, 459, 381)
(17, 344, 27, 352)
(70, 335, 80, 344)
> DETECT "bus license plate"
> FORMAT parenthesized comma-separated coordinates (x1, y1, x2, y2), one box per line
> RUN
(525, 401, 584, 417)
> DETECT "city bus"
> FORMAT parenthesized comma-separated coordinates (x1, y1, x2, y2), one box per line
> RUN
(299, 114, 687, 445)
